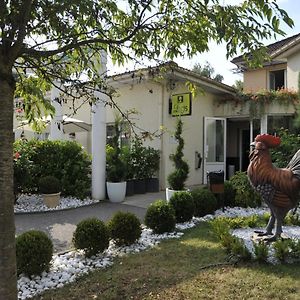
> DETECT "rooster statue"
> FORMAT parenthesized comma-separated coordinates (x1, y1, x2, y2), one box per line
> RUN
(247, 134, 300, 241)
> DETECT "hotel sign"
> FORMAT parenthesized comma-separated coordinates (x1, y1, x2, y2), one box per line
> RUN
(171, 93, 192, 116)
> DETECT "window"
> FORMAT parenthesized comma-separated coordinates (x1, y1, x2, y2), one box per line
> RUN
(269, 69, 285, 90)
(106, 123, 130, 147)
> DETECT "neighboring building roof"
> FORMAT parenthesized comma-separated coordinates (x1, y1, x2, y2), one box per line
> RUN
(232, 33, 300, 67)
(108, 61, 236, 95)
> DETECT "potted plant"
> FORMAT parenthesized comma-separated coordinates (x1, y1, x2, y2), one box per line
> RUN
(38, 175, 61, 208)
(145, 147, 160, 192)
(166, 118, 189, 201)
(131, 138, 147, 194)
(122, 145, 135, 196)
(106, 117, 127, 202)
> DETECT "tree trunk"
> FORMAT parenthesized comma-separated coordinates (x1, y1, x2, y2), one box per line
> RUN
(0, 74, 17, 299)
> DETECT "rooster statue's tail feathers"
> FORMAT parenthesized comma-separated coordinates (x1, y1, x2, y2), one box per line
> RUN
(287, 149, 300, 180)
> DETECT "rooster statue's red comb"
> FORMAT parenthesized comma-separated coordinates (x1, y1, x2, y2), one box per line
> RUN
(255, 134, 281, 148)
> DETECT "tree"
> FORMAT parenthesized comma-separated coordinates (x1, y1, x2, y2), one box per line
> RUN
(192, 61, 224, 82)
(0, 1, 294, 298)
(233, 79, 244, 92)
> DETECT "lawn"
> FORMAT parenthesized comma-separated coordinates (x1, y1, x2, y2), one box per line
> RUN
(35, 222, 300, 300)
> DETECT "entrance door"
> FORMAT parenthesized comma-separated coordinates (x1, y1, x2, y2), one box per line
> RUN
(203, 117, 226, 184)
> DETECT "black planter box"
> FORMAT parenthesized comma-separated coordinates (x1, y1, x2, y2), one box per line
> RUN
(146, 178, 159, 193)
(126, 179, 135, 196)
(134, 179, 146, 194)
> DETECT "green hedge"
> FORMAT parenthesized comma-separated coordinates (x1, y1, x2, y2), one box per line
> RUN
(14, 139, 91, 199)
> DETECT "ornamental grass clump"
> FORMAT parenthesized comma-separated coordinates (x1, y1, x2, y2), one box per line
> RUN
(108, 212, 142, 246)
(273, 239, 290, 263)
(145, 200, 176, 234)
(253, 241, 269, 264)
(16, 230, 53, 276)
(73, 218, 109, 257)
(190, 187, 217, 217)
(169, 191, 195, 222)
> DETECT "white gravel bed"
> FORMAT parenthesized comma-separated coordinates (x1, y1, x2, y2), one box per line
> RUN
(17, 206, 300, 299)
(15, 194, 99, 213)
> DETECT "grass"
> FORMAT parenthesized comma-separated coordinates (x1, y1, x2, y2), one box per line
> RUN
(34, 222, 300, 300)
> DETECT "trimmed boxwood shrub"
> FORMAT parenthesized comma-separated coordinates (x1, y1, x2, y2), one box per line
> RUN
(16, 230, 53, 276)
(13, 139, 91, 198)
(191, 188, 217, 217)
(169, 191, 195, 222)
(73, 218, 109, 257)
(108, 212, 142, 246)
(145, 200, 176, 234)
(38, 176, 61, 194)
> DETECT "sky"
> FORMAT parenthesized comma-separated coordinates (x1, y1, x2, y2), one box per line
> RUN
(107, 0, 300, 87)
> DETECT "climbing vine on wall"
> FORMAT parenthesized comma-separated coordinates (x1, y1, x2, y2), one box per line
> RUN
(221, 89, 300, 119)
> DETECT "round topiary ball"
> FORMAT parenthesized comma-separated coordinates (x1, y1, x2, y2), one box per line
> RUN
(169, 191, 195, 222)
(191, 188, 217, 217)
(145, 200, 176, 234)
(73, 218, 109, 257)
(16, 230, 53, 276)
(108, 211, 141, 246)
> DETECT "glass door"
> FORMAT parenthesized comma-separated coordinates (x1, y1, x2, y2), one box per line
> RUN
(203, 117, 226, 184)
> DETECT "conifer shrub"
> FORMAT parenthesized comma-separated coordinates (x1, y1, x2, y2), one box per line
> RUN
(108, 212, 142, 246)
(73, 218, 109, 257)
(145, 200, 176, 234)
(16, 230, 53, 276)
(190, 187, 217, 217)
(169, 191, 195, 222)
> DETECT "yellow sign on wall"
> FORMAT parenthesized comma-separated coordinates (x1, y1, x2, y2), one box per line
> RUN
(171, 93, 192, 116)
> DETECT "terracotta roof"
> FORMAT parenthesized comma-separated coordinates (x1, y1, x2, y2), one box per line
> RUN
(232, 33, 300, 65)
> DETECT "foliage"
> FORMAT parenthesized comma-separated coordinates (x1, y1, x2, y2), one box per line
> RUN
(144, 200, 176, 234)
(223, 89, 299, 119)
(38, 176, 61, 194)
(253, 241, 269, 263)
(129, 139, 148, 180)
(144, 147, 160, 178)
(273, 239, 290, 263)
(223, 181, 236, 207)
(190, 188, 217, 217)
(106, 116, 127, 182)
(169, 191, 195, 222)
(229, 171, 262, 208)
(13, 139, 91, 198)
(232, 80, 244, 92)
(192, 61, 224, 82)
(270, 128, 300, 168)
(121, 146, 135, 180)
(0, 0, 296, 297)
(16, 230, 53, 276)
(167, 119, 189, 190)
(230, 237, 252, 261)
(72, 218, 109, 258)
(108, 212, 142, 246)
(289, 239, 300, 260)
(284, 212, 300, 226)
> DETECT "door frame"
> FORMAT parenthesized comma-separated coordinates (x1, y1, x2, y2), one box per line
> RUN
(203, 117, 227, 184)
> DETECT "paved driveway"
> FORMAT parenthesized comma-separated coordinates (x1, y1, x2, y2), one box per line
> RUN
(15, 191, 165, 253)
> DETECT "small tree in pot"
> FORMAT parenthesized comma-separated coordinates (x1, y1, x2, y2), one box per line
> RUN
(144, 147, 160, 192)
(166, 118, 189, 200)
(106, 116, 127, 202)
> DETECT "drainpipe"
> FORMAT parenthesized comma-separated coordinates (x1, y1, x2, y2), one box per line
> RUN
(92, 50, 108, 200)
(158, 83, 165, 190)
(49, 82, 64, 140)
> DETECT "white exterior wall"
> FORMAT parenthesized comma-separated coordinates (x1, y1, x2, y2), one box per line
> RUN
(287, 51, 300, 91)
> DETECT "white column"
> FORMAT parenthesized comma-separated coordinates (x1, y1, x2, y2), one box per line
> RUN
(92, 51, 108, 200)
(260, 114, 268, 134)
(49, 82, 64, 140)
